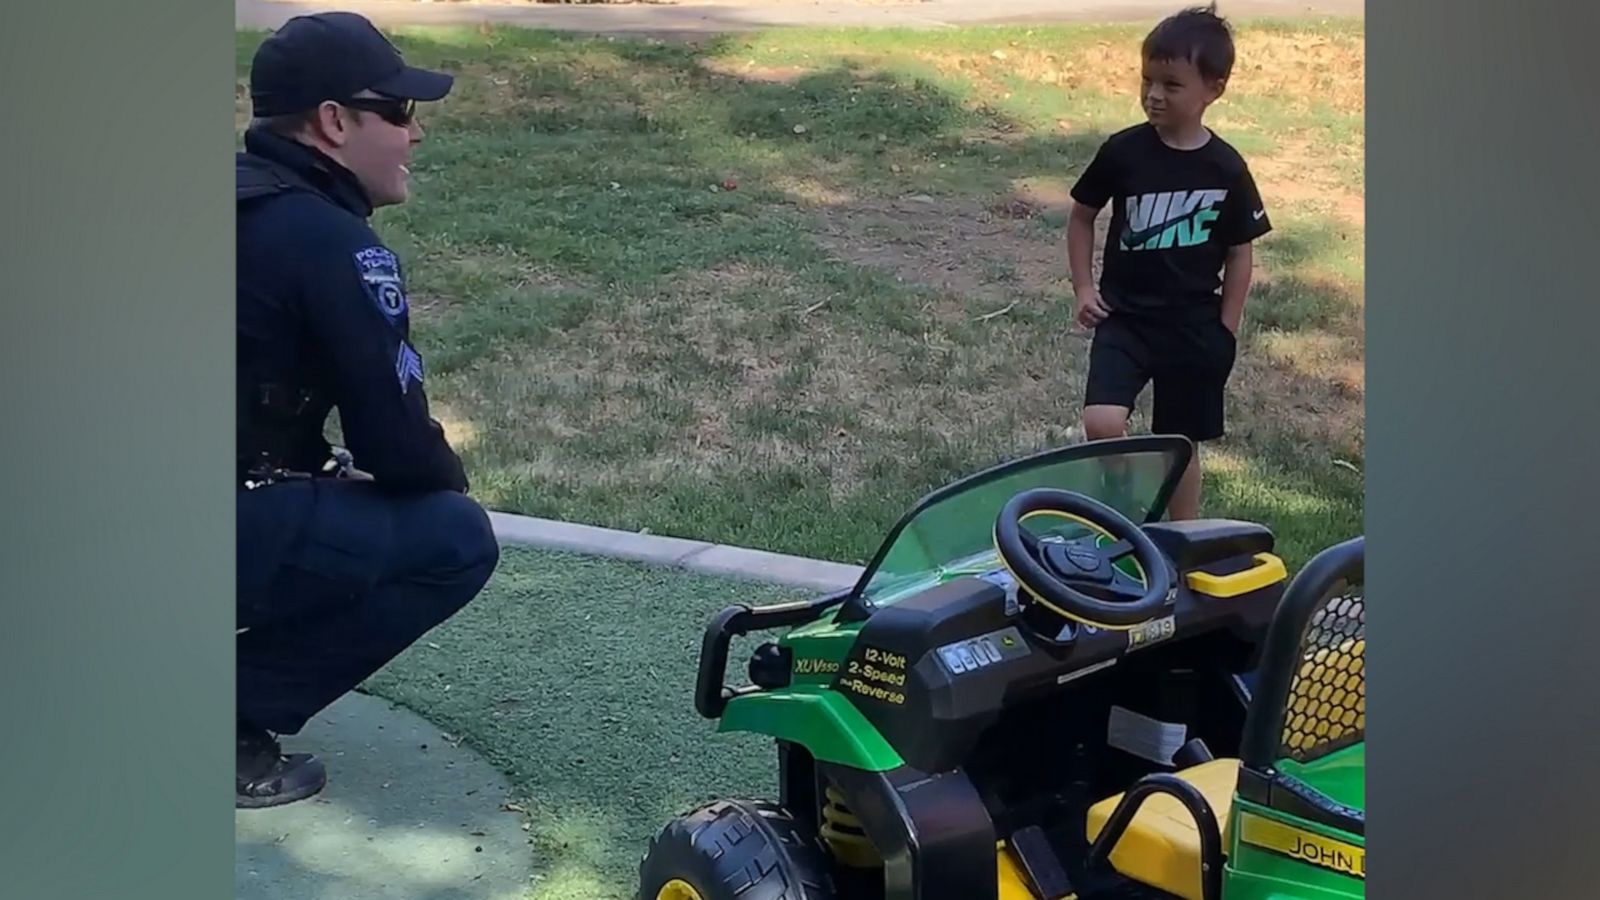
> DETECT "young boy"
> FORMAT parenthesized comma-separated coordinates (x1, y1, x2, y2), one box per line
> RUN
(1067, 4, 1271, 520)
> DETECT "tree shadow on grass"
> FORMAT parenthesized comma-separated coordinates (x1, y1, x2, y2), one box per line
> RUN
(240, 27, 1112, 206)
(237, 26, 1112, 323)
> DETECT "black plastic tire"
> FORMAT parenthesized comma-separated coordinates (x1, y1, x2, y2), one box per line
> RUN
(638, 798, 838, 900)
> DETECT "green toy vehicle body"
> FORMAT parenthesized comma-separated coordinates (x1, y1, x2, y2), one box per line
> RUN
(639, 436, 1364, 900)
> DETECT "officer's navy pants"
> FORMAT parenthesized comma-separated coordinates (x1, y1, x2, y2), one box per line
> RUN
(236, 478, 500, 735)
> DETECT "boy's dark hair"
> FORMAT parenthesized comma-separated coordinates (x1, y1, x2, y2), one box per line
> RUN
(1142, 3, 1236, 83)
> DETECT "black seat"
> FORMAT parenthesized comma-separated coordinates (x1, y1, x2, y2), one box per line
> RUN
(1143, 519, 1275, 572)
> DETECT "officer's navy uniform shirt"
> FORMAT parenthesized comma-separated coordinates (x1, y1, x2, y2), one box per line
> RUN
(237, 128, 466, 493)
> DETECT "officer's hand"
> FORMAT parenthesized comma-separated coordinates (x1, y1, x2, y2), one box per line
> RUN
(325, 447, 374, 481)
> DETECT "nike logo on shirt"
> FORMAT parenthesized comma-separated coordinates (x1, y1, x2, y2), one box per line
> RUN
(1118, 189, 1229, 250)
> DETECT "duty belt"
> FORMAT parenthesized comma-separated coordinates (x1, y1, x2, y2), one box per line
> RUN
(240, 448, 355, 490)
(241, 467, 313, 491)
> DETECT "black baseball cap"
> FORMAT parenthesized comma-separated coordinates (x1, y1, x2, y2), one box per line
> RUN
(250, 12, 453, 117)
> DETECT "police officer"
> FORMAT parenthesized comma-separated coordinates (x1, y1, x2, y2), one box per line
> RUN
(236, 12, 500, 808)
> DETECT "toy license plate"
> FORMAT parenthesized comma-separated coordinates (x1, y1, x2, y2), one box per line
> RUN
(1126, 615, 1176, 651)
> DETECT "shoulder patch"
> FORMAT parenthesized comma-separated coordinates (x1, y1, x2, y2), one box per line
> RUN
(353, 246, 408, 320)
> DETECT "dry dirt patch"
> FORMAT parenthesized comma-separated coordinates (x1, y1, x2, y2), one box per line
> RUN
(811, 190, 1074, 300)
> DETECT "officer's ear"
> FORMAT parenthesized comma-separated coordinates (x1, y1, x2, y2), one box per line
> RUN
(308, 100, 355, 148)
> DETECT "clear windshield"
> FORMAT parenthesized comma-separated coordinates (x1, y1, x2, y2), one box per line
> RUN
(852, 439, 1188, 608)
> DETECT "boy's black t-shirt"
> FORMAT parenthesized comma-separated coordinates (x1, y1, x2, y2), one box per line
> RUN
(1071, 123, 1272, 318)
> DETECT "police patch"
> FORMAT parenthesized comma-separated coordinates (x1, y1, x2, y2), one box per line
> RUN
(354, 246, 407, 320)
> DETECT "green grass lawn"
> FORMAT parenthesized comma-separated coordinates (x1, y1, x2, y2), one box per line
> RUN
(236, 18, 1363, 573)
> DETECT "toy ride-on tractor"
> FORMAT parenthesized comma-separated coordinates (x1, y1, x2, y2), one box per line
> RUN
(638, 436, 1365, 900)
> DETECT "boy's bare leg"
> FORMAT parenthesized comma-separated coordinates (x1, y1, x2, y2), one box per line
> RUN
(1082, 404, 1130, 441)
(1084, 405, 1206, 521)
(1082, 404, 1140, 517)
(1169, 448, 1203, 520)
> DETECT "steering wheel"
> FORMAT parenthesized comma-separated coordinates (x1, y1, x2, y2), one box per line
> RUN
(994, 488, 1174, 630)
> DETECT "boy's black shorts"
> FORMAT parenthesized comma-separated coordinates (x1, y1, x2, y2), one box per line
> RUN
(1084, 312, 1238, 442)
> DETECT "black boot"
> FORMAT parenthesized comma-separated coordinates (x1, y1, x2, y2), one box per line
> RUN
(237, 721, 327, 809)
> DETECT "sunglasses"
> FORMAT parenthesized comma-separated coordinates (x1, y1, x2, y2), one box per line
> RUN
(339, 96, 417, 128)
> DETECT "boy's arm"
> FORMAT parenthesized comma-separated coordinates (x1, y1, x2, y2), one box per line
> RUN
(1220, 242, 1252, 335)
(1218, 160, 1271, 336)
(1068, 138, 1116, 328)
(1067, 201, 1110, 327)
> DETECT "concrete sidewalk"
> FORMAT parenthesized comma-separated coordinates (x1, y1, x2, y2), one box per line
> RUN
(236, 692, 535, 900)
(238, 0, 1363, 34)
(488, 510, 865, 593)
